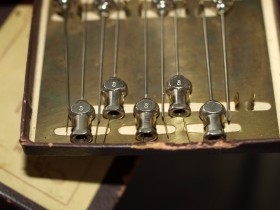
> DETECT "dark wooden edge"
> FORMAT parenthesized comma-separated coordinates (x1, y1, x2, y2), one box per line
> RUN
(20, 0, 41, 144)
(0, 183, 45, 210)
(19, 139, 280, 155)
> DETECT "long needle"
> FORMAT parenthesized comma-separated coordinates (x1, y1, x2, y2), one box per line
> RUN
(113, 0, 120, 77)
(174, 7, 180, 75)
(98, 16, 106, 123)
(144, 0, 148, 98)
(160, 14, 165, 120)
(81, 2, 88, 100)
(103, 119, 111, 144)
(95, 15, 106, 142)
(63, 10, 70, 109)
(221, 12, 231, 122)
(62, 8, 70, 135)
(160, 13, 169, 139)
(202, 4, 213, 100)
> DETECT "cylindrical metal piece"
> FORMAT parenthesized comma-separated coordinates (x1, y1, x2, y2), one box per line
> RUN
(57, 0, 70, 11)
(212, 0, 234, 14)
(102, 77, 128, 119)
(134, 98, 160, 142)
(94, 0, 117, 17)
(69, 100, 95, 143)
(166, 75, 192, 117)
(151, 0, 175, 16)
(199, 100, 226, 140)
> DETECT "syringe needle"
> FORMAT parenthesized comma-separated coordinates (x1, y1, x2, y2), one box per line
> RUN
(220, 12, 231, 123)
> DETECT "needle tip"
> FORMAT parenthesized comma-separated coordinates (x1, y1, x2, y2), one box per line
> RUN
(226, 110, 231, 124)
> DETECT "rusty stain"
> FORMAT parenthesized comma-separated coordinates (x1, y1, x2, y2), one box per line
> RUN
(131, 140, 239, 151)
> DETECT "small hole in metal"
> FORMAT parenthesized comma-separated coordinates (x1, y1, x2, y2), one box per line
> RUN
(108, 110, 120, 117)
(138, 133, 157, 141)
(206, 135, 224, 141)
(75, 135, 88, 140)
(173, 109, 186, 115)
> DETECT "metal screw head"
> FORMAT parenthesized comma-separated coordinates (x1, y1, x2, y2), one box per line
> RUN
(102, 77, 128, 94)
(134, 98, 160, 115)
(199, 100, 225, 118)
(151, 0, 175, 16)
(69, 100, 95, 118)
(166, 75, 192, 93)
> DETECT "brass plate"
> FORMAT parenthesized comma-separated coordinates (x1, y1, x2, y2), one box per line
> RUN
(21, 0, 280, 155)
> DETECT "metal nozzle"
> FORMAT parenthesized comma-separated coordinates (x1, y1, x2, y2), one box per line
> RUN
(94, 0, 117, 17)
(166, 75, 192, 117)
(199, 100, 226, 140)
(102, 77, 128, 119)
(151, 0, 175, 16)
(69, 100, 95, 143)
(134, 98, 160, 142)
(212, 0, 234, 14)
(56, 0, 71, 11)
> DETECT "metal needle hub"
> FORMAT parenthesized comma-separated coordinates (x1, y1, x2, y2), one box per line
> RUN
(102, 77, 128, 119)
(199, 100, 226, 140)
(166, 75, 192, 117)
(134, 98, 160, 142)
(69, 100, 95, 143)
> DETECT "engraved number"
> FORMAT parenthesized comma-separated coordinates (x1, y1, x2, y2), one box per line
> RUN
(112, 81, 116, 87)
(79, 106, 84, 111)
(177, 80, 181, 86)
(144, 103, 149, 109)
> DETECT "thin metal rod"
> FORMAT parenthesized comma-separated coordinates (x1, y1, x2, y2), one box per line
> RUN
(113, 0, 120, 77)
(97, 16, 106, 122)
(103, 119, 111, 144)
(160, 13, 169, 139)
(63, 10, 70, 109)
(81, 3, 88, 100)
(174, 7, 180, 75)
(183, 118, 190, 142)
(202, 6, 213, 100)
(220, 13, 231, 122)
(95, 15, 106, 142)
(144, 0, 148, 98)
(160, 14, 165, 118)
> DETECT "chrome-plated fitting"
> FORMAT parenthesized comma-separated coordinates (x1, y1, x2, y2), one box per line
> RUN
(199, 100, 226, 140)
(134, 98, 160, 142)
(151, 0, 175, 16)
(166, 75, 192, 117)
(69, 100, 95, 143)
(102, 77, 128, 119)
(56, 0, 71, 11)
(94, 0, 117, 17)
(212, 0, 234, 14)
